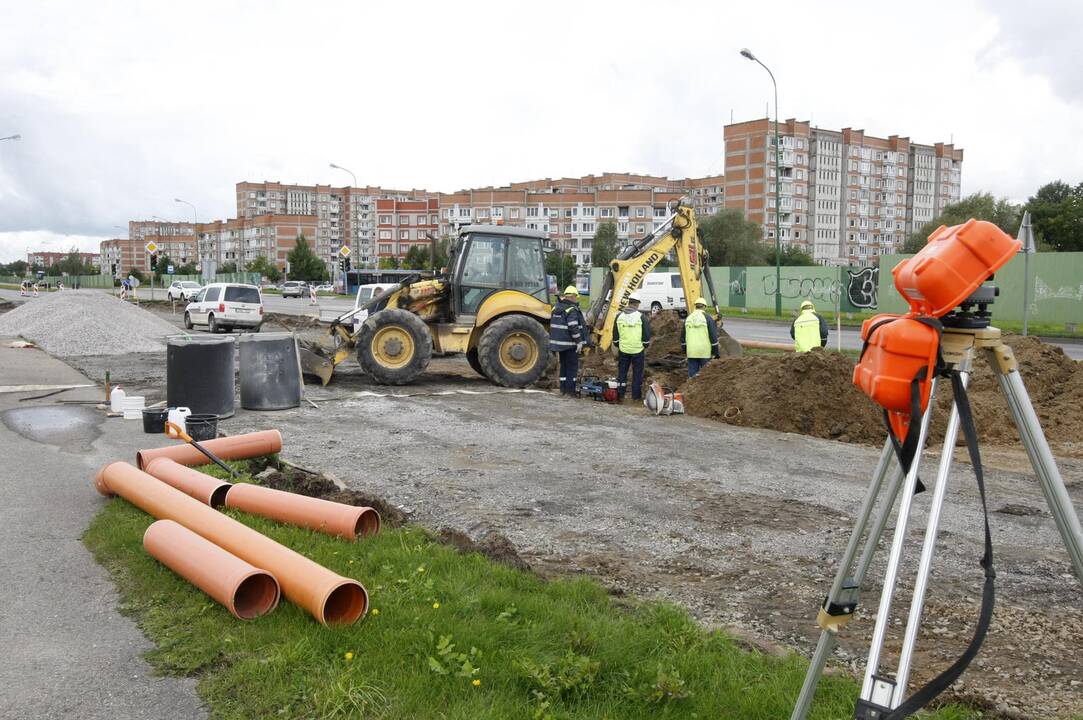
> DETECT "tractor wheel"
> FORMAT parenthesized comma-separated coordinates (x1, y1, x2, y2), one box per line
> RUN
(477, 315, 549, 388)
(466, 348, 487, 379)
(356, 309, 431, 385)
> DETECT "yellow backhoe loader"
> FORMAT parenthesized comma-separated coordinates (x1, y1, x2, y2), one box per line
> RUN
(300, 197, 739, 388)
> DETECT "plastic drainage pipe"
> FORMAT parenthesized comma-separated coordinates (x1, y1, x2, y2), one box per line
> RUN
(96, 461, 367, 625)
(136, 429, 282, 471)
(143, 519, 280, 620)
(225, 484, 381, 540)
(142, 457, 231, 507)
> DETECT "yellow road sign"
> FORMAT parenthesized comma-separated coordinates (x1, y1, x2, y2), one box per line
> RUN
(339, 245, 351, 257)
(145, 241, 158, 254)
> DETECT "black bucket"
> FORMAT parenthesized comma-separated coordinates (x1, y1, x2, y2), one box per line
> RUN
(141, 407, 168, 434)
(185, 413, 219, 442)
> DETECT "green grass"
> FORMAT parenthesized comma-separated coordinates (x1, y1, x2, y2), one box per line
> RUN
(84, 464, 979, 720)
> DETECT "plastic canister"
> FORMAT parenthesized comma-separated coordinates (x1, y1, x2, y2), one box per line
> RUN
(110, 387, 126, 413)
(167, 407, 192, 437)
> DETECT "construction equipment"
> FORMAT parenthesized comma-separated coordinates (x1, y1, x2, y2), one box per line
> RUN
(301, 225, 554, 387)
(586, 196, 742, 356)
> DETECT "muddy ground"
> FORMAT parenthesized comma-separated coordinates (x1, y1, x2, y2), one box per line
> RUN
(64, 303, 1083, 719)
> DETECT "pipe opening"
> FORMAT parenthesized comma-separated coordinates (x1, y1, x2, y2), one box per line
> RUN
(135, 450, 148, 470)
(232, 572, 280, 620)
(209, 484, 230, 509)
(322, 581, 368, 625)
(354, 508, 381, 537)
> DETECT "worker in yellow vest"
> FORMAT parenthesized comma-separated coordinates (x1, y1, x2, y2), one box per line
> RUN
(613, 291, 652, 401)
(791, 300, 829, 352)
(680, 297, 721, 378)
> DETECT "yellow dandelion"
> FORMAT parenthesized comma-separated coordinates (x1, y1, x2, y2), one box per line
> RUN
(432, 602, 440, 609)
(417, 565, 426, 573)
(472, 679, 481, 687)
(370, 608, 380, 616)
(344, 652, 354, 661)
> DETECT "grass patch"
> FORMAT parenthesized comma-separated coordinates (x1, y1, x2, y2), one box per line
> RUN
(84, 464, 978, 720)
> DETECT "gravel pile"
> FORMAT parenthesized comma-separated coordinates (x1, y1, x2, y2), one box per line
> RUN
(0, 291, 181, 356)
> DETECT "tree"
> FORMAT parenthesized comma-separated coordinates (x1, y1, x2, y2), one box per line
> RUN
(901, 191, 1024, 254)
(285, 234, 328, 281)
(378, 256, 400, 270)
(698, 209, 767, 266)
(2, 260, 29, 276)
(176, 262, 198, 276)
(401, 245, 430, 270)
(246, 256, 281, 282)
(153, 253, 173, 281)
(433, 237, 451, 270)
(128, 268, 145, 283)
(1026, 181, 1083, 252)
(545, 251, 578, 290)
(218, 261, 238, 274)
(591, 221, 618, 268)
(775, 245, 817, 266)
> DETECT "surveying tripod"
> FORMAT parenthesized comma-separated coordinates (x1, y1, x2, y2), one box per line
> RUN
(790, 320, 1083, 719)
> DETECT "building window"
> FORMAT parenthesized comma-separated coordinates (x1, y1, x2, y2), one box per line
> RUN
(400, 230, 409, 240)
(510, 208, 520, 219)
(600, 208, 613, 217)
(458, 208, 471, 218)
(379, 215, 391, 224)
(527, 207, 539, 217)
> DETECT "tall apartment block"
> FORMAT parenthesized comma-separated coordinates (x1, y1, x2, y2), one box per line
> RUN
(723, 118, 962, 266)
(26, 250, 100, 269)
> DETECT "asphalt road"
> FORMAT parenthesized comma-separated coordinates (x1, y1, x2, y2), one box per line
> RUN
(0, 340, 205, 719)
(2, 287, 1080, 359)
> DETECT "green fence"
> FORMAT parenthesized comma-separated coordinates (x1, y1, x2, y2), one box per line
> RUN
(878, 252, 1083, 326)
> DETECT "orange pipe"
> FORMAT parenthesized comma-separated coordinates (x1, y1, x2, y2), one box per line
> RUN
(225, 484, 380, 540)
(97, 461, 367, 625)
(144, 457, 231, 507)
(136, 429, 282, 471)
(143, 519, 280, 620)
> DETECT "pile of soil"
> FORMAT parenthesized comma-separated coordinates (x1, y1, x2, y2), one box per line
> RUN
(682, 348, 886, 444)
(931, 335, 1083, 452)
(577, 311, 688, 392)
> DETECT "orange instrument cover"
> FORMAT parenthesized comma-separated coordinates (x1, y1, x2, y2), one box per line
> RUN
(893, 219, 1020, 317)
(853, 314, 940, 441)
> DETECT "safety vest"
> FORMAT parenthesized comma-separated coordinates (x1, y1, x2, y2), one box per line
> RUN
(685, 310, 711, 359)
(793, 310, 821, 352)
(616, 311, 645, 354)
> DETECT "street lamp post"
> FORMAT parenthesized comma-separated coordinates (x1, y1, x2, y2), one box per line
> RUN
(174, 198, 200, 277)
(740, 48, 782, 318)
(329, 162, 359, 284)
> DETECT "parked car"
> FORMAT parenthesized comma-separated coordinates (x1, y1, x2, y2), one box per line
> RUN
(183, 283, 264, 333)
(313, 283, 334, 293)
(166, 280, 202, 302)
(350, 282, 399, 332)
(281, 280, 307, 298)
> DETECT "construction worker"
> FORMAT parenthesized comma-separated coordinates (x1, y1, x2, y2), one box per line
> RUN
(613, 291, 651, 401)
(791, 299, 829, 352)
(681, 297, 721, 378)
(550, 286, 587, 396)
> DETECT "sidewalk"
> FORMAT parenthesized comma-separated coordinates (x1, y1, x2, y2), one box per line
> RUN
(0, 339, 205, 719)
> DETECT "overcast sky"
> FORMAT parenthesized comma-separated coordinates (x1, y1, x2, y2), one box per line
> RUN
(0, 0, 1080, 262)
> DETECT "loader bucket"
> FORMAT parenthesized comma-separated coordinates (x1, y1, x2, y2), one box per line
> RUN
(299, 345, 335, 385)
(717, 327, 743, 357)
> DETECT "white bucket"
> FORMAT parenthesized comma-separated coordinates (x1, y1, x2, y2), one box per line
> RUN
(122, 396, 145, 411)
(123, 408, 142, 420)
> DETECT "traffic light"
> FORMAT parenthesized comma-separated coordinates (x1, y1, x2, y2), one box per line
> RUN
(344, 257, 351, 272)
(150, 253, 158, 271)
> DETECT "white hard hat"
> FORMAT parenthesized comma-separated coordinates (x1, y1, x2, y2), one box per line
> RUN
(628, 291, 643, 303)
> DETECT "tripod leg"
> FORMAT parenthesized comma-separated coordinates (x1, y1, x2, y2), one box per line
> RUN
(860, 377, 940, 701)
(989, 346, 1083, 584)
(790, 440, 898, 720)
(894, 357, 973, 703)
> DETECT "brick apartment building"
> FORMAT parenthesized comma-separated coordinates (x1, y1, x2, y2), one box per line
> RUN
(195, 215, 319, 272)
(723, 118, 962, 266)
(26, 250, 100, 269)
(375, 197, 440, 259)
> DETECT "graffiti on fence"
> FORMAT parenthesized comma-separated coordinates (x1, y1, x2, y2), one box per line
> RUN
(761, 275, 841, 303)
(845, 267, 879, 309)
(729, 269, 746, 296)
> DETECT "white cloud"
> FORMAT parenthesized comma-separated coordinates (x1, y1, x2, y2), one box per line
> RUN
(1, 0, 1081, 262)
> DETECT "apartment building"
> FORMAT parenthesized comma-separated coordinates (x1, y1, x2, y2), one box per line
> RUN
(236, 181, 425, 269)
(374, 198, 440, 258)
(114, 220, 198, 273)
(99, 239, 138, 276)
(195, 215, 319, 272)
(724, 118, 962, 266)
(27, 250, 100, 269)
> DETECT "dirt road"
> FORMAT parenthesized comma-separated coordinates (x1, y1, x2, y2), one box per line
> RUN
(64, 305, 1083, 719)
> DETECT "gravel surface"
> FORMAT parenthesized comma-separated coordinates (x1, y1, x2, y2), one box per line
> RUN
(0, 291, 181, 356)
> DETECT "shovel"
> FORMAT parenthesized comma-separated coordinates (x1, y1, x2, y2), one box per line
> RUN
(163, 421, 235, 478)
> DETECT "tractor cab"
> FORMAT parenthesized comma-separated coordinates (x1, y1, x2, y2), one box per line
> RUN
(449, 225, 549, 321)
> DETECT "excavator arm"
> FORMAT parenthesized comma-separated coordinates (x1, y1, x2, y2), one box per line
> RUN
(587, 197, 741, 355)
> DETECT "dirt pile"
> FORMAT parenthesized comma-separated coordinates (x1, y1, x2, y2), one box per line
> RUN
(577, 310, 687, 390)
(683, 348, 886, 444)
(931, 335, 1083, 451)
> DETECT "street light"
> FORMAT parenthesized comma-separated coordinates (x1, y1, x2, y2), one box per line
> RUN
(739, 47, 782, 318)
(0, 134, 20, 142)
(329, 162, 359, 283)
(174, 198, 197, 224)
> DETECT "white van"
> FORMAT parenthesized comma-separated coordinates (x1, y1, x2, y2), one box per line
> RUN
(350, 283, 399, 332)
(184, 283, 264, 333)
(636, 272, 685, 312)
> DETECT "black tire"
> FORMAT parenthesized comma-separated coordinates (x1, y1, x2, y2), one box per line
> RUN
(208, 314, 219, 334)
(466, 348, 487, 379)
(356, 308, 432, 385)
(477, 315, 549, 388)
(183, 312, 194, 330)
